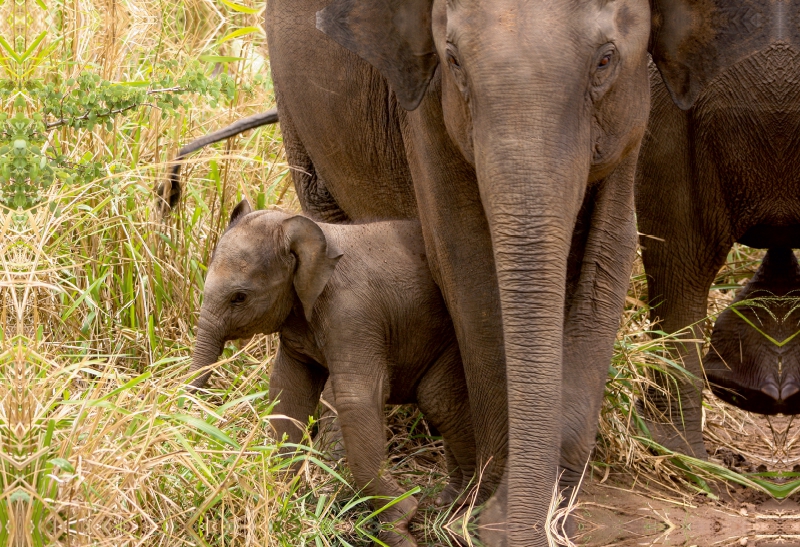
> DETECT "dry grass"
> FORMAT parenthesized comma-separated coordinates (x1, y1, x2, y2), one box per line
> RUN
(2, 0, 795, 546)
(0, 1, 359, 546)
(1, 1, 449, 545)
(588, 245, 800, 511)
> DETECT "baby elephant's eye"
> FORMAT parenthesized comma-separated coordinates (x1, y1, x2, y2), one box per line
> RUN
(230, 292, 248, 304)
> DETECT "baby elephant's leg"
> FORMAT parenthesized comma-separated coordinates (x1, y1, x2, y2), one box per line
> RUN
(269, 347, 328, 449)
(313, 381, 346, 460)
(331, 371, 418, 547)
(416, 345, 477, 507)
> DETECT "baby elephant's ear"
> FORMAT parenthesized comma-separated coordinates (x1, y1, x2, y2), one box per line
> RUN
(283, 215, 343, 322)
(229, 199, 253, 227)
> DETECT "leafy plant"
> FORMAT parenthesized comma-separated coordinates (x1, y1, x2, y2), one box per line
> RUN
(0, 28, 259, 208)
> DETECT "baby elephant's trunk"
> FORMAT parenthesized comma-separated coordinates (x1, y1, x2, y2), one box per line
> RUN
(188, 321, 225, 391)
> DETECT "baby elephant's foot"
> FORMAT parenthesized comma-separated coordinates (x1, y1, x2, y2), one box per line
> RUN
(377, 528, 417, 547)
(377, 494, 418, 547)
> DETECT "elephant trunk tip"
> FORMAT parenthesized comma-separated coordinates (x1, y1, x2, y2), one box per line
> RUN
(186, 370, 213, 393)
(187, 325, 225, 393)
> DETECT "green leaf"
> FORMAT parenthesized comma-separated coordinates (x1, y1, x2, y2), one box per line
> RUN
(48, 458, 75, 473)
(168, 413, 241, 449)
(0, 35, 21, 63)
(637, 436, 800, 499)
(19, 32, 48, 62)
(173, 430, 215, 480)
(216, 390, 270, 414)
(9, 491, 30, 503)
(215, 26, 264, 46)
(218, 0, 260, 14)
(113, 80, 151, 87)
(60, 271, 110, 321)
(359, 487, 421, 523)
(730, 304, 800, 347)
(199, 55, 246, 63)
(92, 371, 152, 404)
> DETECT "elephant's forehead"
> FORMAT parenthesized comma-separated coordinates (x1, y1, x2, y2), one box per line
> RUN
(209, 241, 261, 276)
(448, 0, 648, 53)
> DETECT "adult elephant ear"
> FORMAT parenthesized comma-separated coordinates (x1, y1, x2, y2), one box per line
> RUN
(649, 0, 776, 110)
(316, 0, 437, 111)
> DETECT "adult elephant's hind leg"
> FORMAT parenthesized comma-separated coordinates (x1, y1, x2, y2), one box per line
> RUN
(416, 343, 476, 507)
(559, 153, 638, 496)
(638, 222, 729, 458)
(705, 248, 800, 414)
(274, 93, 350, 223)
(634, 64, 730, 457)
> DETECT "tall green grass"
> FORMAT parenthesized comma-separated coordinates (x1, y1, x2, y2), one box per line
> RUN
(0, 0, 792, 545)
(0, 1, 463, 544)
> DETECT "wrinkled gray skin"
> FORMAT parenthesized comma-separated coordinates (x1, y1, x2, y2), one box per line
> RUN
(636, 0, 800, 453)
(188, 203, 476, 547)
(705, 248, 800, 415)
(167, 0, 749, 541)
(264, 1, 655, 545)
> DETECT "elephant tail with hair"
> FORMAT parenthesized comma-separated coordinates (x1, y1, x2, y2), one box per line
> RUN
(157, 108, 279, 212)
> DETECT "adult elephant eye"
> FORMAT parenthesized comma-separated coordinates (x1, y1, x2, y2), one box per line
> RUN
(590, 44, 619, 102)
(230, 292, 247, 304)
(444, 43, 469, 99)
(447, 51, 461, 69)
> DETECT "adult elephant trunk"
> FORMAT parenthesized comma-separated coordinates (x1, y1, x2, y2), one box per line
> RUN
(187, 317, 225, 391)
(474, 90, 591, 541)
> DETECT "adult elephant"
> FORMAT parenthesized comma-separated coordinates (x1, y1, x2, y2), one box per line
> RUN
(260, 2, 655, 545)
(636, 0, 800, 455)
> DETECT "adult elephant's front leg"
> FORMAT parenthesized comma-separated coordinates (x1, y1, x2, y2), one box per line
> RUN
(401, 91, 507, 503)
(559, 153, 638, 490)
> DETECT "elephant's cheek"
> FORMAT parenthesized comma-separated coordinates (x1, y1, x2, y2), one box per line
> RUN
(441, 67, 475, 166)
(589, 72, 650, 181)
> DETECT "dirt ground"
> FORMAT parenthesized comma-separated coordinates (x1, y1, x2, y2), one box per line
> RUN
(572, 481, 797, 546)
(572, 392, 800, 546)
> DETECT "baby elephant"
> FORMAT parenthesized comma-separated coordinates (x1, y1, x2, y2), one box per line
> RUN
(188, 201, 475, 546)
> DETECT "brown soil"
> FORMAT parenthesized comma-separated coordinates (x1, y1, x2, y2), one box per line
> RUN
(573, 391, 800, 547)
(573, 478, 800, 546)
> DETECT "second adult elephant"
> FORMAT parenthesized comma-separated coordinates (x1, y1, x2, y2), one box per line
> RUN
(636, 0, 800, 454)
(267, 2, 654, 545)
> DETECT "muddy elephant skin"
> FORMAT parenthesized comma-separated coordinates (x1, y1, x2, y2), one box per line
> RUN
(188, 202, 476, 547)
(637, 0, 800, 450)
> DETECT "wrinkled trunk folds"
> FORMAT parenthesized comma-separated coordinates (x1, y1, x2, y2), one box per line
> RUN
(188, 320, 224, 391)
(474, 89, 591, 545)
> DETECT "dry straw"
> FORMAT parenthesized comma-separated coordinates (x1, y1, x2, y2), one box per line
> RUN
(1, 0, 792, 546)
